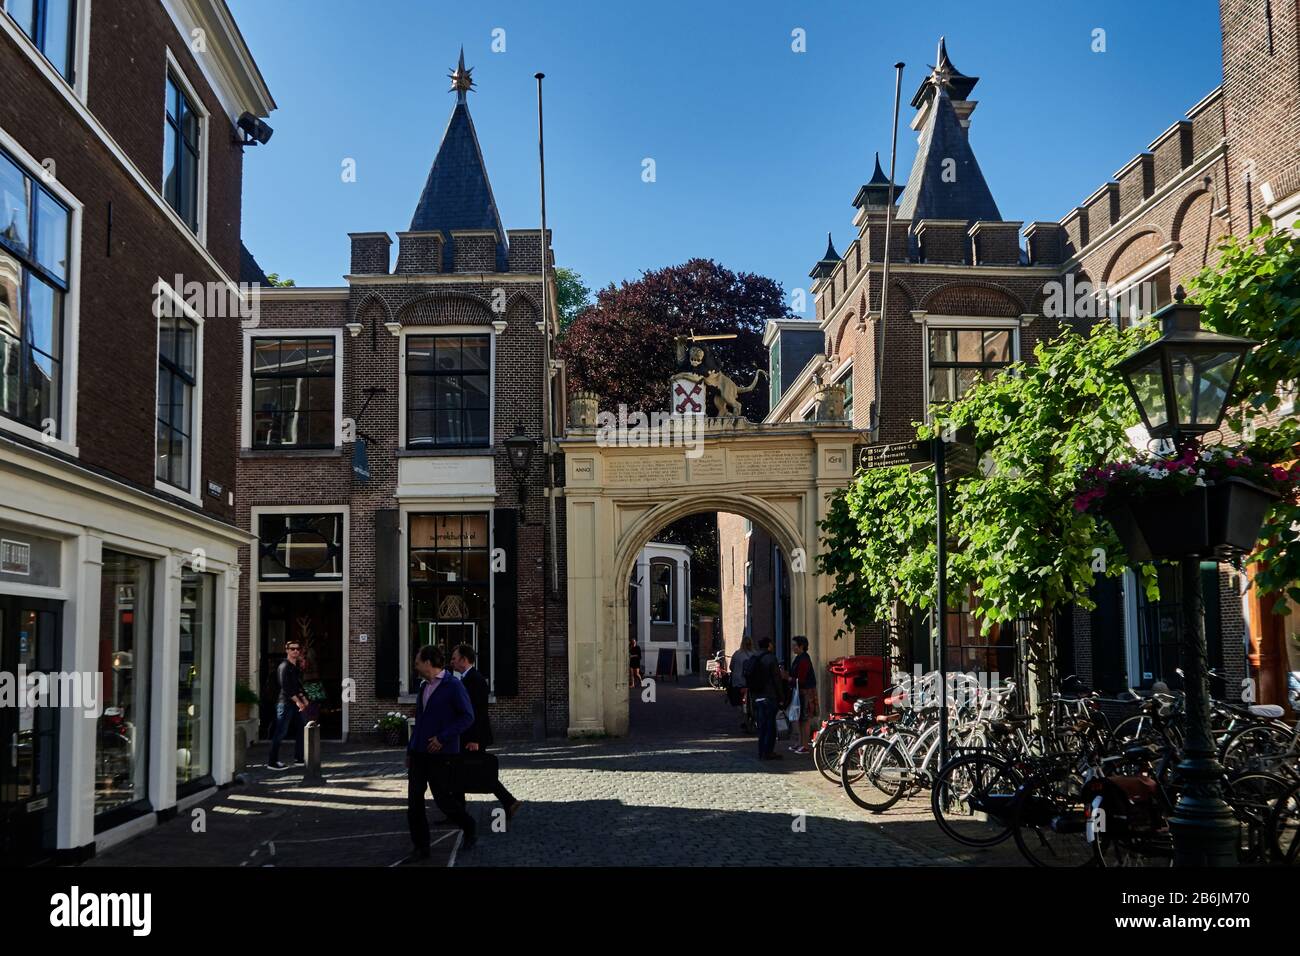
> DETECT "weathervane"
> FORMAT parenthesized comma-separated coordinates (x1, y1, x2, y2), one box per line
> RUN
(448, 47, 475, 102)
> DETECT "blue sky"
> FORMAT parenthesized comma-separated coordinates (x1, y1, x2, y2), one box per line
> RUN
(229, 0, 1224, 312)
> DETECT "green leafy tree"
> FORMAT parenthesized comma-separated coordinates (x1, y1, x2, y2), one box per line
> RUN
(264, 273, 296, 288)
(555, 267, 592, 330)
(1190, 220, 1300, 607)
(819, 221, 1300, 705)
(818, 321, 1157, 714)
(821, 323, 1156, 630)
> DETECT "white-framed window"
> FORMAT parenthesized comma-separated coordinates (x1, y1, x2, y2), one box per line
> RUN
(923, 317, 1020, 412)
(1104, 259, 1172, 329)
(162, 53, 207, 240)
(649, 557, 674, 625)
(257, 511, 345, 581)
(244, 331, 341, 450)
(398, 326, 495, 451)
(835, 361, 853, 419)
(1, 0, 88, 95)
(153, 279, 203, 502)
(0, 129, 80, 454)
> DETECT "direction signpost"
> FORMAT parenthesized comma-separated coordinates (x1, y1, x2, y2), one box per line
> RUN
(859, 427, 975, 765)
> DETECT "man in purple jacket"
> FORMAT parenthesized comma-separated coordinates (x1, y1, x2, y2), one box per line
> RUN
(400, 644, 476, 863)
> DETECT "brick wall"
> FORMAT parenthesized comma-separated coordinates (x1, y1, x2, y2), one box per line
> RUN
(0, 1, 245, 527)
(1219, 0, 1300, 221)
(236, 257, 566, 739)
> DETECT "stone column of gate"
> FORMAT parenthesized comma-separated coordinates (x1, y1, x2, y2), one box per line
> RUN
(809, 432, 859, 713)
(564, 489, 613, 736)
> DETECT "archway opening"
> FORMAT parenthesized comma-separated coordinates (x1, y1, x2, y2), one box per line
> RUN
(618, 506, 797, 744)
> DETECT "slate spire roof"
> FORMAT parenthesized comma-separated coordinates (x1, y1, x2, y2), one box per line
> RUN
(852, 151, 900, 210)
(409, 49, 508, 271)
(809, 232, 841, 279)
(910, 36, 978, 109)
(895, 39, 1001, 227)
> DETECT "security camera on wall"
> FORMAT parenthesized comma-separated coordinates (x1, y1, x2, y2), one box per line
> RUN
(237, 112, 274, 146)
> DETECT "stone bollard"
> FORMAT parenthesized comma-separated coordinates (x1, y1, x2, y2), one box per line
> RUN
(302, 720, 325, 785)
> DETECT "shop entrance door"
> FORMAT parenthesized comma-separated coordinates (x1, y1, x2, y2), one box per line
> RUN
(0, 595, 61, 866)
(258, 592, 344, 740)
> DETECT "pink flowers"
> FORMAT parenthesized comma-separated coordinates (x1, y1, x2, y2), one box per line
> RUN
(1073, 487, 1108, 513)
(1073, 444, 1300, 515)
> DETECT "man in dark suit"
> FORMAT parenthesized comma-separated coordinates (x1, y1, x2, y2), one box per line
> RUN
(450, 644, 522, 822)
(400, 644, 476, 864)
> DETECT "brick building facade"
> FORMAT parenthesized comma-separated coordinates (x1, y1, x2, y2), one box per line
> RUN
(722, 2, 1300, 708)
(235, 59, 567, 743)
(0, 0, 273, 863)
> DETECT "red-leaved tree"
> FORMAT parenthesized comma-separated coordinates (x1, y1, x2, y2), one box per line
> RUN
(557, 258, 792, 420)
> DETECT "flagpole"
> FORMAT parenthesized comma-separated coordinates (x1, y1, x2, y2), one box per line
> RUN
(536, 72, 559, 596)
(872, 62, 905, 441)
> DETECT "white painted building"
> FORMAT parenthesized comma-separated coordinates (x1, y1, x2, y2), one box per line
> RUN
(628, 542, 692, 676)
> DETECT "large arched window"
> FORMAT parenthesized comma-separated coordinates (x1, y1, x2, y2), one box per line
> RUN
(649, 558, 674, 624)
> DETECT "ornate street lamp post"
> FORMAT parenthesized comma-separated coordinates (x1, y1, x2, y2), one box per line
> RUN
(504, 424, 538, 523)
(1116, 288, 1258, 867)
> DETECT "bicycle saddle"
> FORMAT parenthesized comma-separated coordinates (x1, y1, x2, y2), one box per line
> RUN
(1123, 742, 1162, 761)
(1248, 704, 1285, 719)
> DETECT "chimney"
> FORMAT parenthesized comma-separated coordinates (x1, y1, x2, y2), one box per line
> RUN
(395, 231, 444, 274)
(1061, 207, 1089, 256)
(1115, 154, 1155, 217)
(349, 232, 391, 275)
(450, 230, 499, 273)
(1023, 222, 1067, 266)
(969, 221, 1022, 266)
(914, 219, 970, 265)
(1083, 182, 1120, 235)
(1149, 120, 1193, 190)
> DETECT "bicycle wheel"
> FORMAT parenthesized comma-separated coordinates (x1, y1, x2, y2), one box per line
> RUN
(1220, 725, 1294, 776)
(1012, 776, 1098, 867)
(1225, 771, 1290, 865)
(1114, 715, 1184, 751)
(931, 750, 1021, 847)
(1268, 777, 1300, 865)
(1112, 715, 1151, 743)
(841, 735, 908, 813)
(813, 719, 857, 786)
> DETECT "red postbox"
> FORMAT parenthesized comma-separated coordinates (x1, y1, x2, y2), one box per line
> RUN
(828, 656, 889, 716)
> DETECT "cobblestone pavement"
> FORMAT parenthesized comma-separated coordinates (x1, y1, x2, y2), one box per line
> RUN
(86, 746, 462, 868)
(90, 676, 1025, 867)
(458, 678, 1024, 867)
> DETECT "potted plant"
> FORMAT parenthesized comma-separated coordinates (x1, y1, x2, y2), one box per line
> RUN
(234, 681, 259, 721)
(374, 711, 409, 747)
(1074, 445, 1297, 561)
(302, 680, 327, 724)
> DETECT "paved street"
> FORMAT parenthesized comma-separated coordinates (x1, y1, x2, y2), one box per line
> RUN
(89, 676, 1024, 867)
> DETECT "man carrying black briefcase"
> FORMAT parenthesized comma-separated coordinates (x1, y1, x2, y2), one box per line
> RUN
(451, 644, 523, 824)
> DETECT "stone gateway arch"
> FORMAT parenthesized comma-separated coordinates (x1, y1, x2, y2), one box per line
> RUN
(559, 420, 859, 736)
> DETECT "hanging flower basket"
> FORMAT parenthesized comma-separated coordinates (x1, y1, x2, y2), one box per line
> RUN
(1100, 478, 1279, 561)
(1075, 447, 1294, 562)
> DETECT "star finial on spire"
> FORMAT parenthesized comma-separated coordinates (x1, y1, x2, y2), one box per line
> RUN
(929, 36, 955, 94)
(448, 47, 475, 102)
